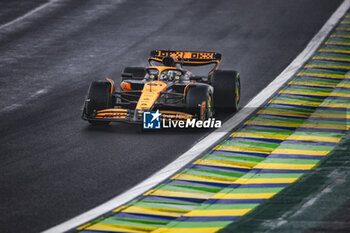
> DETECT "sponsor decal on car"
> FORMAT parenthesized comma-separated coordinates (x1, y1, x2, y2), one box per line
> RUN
(143, 110, 221, 129)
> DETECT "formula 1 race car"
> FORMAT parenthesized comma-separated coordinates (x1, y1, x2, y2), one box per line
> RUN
(82, 50, 240, 125)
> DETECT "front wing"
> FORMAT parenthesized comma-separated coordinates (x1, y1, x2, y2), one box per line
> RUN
(82, 108, 194, 124)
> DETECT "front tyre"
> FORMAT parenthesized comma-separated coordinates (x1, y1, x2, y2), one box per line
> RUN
(185, 84, 213, 120)
(85, 80, 114, 125)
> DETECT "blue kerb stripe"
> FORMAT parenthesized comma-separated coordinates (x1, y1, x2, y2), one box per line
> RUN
(188, 164, 250, 173)
(209, 150, 269, 158)
(176, 216, 239, 222)
(228, 136, 283, 144)
(206, 199, 266, 204)
(112, 212, 176, 222)
(164, 179, 229, 188)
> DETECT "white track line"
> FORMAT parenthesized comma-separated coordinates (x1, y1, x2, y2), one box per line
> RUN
(0, 0, 58, 31)
(42, 1, 350, 232)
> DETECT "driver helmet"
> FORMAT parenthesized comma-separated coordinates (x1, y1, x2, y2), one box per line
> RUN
(159, 73, 168, 81)
(167, 70, 176, 80)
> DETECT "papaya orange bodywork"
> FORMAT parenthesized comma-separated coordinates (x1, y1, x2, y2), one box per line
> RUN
(136, 81, 167, 111)
(106, 78, 115, 94)
(96, 108, 128, 119)
(121, 81, 132, 91)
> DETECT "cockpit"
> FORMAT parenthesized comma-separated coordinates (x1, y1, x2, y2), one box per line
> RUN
(145, 67, 185, 81)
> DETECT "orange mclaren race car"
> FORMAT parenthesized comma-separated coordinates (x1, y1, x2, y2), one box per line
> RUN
(82, 50, 240, 125)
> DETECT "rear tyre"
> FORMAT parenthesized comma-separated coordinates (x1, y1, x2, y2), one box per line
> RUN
(185, 84, 213, 120)
(122, 67, 146, 81)
(85, 80, 114, 125)
(211, 70, 240, 112)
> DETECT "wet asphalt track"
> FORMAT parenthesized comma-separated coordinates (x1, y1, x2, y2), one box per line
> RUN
(0, 0, 343, 232)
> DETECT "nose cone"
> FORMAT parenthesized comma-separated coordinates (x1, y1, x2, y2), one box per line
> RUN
(136, 81, 167, 111)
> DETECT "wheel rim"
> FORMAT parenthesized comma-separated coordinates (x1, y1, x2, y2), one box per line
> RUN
(236, 80, 240, 102)
(235, 78, 240, 108)
(200, 100, 206, 120)
(207, 95, 213, 118)
(200, 94, 213, 120)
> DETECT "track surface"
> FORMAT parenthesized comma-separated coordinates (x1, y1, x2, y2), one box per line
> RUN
(0, 0, 342, 232)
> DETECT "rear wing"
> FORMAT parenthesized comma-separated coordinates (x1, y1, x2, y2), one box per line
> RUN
(149, 50, 221, 66)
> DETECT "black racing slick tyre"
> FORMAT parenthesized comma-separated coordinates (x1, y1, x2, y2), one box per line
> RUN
(211, 70, 240, 112)
(122, 67, 146, 80)
(185, 84, 214, 120)
(85, 80, 114, 126)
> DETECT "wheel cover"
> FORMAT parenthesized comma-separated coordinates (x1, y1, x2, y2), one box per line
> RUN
(236, 79, 240, 103)
(200, 101, 206, 120)
(207, 95, 213, 118)
(200, 95, 213, 120)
